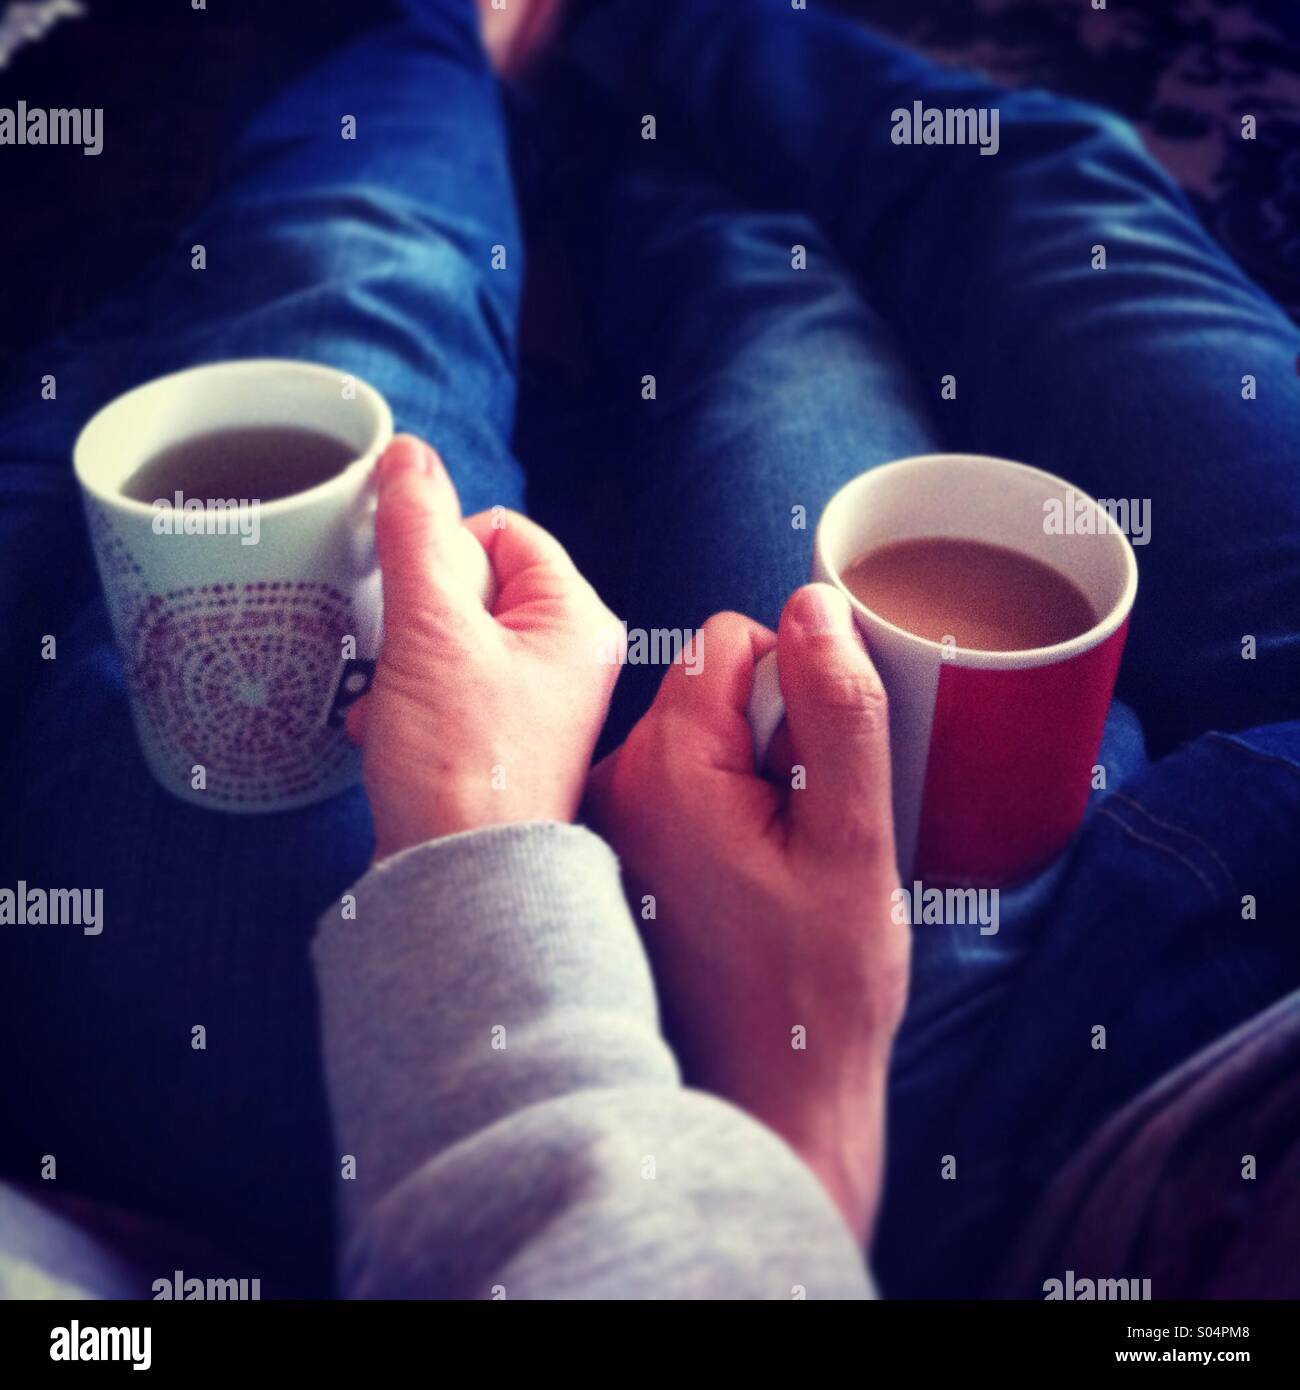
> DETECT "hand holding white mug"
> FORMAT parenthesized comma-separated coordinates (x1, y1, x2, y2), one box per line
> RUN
(353, 435, 621, 861)
(586, 585, 910, 1240)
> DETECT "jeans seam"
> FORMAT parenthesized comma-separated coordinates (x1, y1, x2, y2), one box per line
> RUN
(1108, 791, 1235, 885)
(1094, 804, 1224, 905)
(1205, 731, 1300, 783)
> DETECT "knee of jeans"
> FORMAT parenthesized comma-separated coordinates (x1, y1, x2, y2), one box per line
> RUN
(614, 163, 828, 267)
(680, 210, 888, 379)
(210, 183, 520, 342)
(666, 199, 848, 294)
(727, 209, 840, 282)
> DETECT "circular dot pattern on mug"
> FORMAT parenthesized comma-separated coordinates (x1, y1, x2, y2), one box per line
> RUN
(130, 581, 356, 805)
(88, 503, 148, 637)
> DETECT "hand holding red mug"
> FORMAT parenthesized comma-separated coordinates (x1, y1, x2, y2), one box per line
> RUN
(586, 585, 911, 1241)
(748, 455, 1138, 886)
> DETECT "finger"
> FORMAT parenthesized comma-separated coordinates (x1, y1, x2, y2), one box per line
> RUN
(462, 509, 616, 670)
(777, 583, 896, 860)
(462, 507, 596, 613)
(374, 436, 487, 636)
(650, 611, 777, 775)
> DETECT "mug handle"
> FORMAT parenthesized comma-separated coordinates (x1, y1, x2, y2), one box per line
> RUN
(328, 523, 497, 727)
(747, 649, 786, 768)
(350, 487, 497, 609)
(454, 524, 498, 612)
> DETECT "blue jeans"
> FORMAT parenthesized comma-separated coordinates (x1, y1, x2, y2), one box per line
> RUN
(1, 0, 1298, 1295)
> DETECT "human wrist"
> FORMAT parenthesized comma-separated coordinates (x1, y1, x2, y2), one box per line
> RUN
(772, 1063, 891, 1244)
(370, 779, 579, 862)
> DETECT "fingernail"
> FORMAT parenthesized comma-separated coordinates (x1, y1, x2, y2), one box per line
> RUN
(377, 437, 428, 481)
(791, 583, 856, 636)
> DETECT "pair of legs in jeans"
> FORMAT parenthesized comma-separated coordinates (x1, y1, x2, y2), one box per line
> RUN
(2, 0, 1298, 1296)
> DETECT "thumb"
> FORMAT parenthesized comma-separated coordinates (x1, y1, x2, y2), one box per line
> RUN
(373, 435, 487, 642)
(777, 583, 896, 863)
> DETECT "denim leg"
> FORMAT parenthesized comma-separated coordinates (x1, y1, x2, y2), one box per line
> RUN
(2, 3, 523, 511)
(521, 156, 941, 749)
(0, 3, 523, 1290)
(877, 721, 1300, 1296)
(565, 0, 1300, 753)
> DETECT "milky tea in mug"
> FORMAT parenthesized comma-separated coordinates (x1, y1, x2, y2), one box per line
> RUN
(748, 455, 1138, 885)
(839, 536, 1099, 652)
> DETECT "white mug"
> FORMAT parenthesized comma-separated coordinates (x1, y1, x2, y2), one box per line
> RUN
(748, 454, 1137, 886)
(73, 359, 492, 813)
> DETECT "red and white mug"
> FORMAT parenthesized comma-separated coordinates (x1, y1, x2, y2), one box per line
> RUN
(747, 454, 1138, 886)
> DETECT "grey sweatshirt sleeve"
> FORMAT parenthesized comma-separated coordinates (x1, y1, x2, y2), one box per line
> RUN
(311, 822, 875, 1300)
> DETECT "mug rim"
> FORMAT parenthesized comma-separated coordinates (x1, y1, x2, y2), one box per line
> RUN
(813, 452, 1139, 671)
(72, 358, 394, 522)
